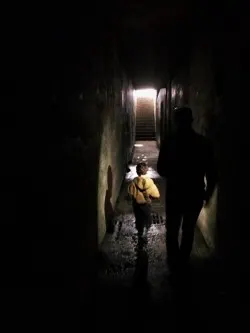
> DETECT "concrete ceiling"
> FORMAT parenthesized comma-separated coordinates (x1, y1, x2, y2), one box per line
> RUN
(119, 1, 192, 30)
(97, 1, 224, 85)
(115, 2, 196, 82)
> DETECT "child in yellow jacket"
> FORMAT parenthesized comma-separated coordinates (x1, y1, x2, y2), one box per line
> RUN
(128, 162, 160, 237)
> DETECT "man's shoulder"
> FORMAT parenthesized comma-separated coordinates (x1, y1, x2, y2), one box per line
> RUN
(193, 132, 213, 154)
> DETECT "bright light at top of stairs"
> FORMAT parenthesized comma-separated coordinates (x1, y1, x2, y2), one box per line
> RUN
(133, 89, 157, 98)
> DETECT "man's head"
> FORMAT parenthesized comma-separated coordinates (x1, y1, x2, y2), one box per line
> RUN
(136, 162, 148, 176)
(173, 107, 193, 132)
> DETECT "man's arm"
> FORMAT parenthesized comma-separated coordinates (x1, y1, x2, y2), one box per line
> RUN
(204, 140, 217, 203)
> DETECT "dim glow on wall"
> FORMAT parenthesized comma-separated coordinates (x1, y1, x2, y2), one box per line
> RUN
(171, 88, 176, 98)
(133, 89, 157, 99)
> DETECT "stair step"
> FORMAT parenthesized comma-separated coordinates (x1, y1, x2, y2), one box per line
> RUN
(136, 114, 154, 116)
(136, 133, 155, 135)
(136, 122, 155, 124)
(136, 115, 154, 118)
(135, 126, 155, 131)
(136, 128, 155, 130)
(136, 132, 155, 135)
(136, 127, 155, 130)
(136, 130, 155, 133)
(136, 128, 155, 131)
(136, 124, 154, 126)
(136, 122, 154, 125)
(136, 118, 154, 120)
(136, 122, 154, 124)
(136, 117, 155, 120)
(136, 130, 155, 132)
(136, 111, 154, 113)
(136, 122, 155, 125)
(136, 133, 156, 136)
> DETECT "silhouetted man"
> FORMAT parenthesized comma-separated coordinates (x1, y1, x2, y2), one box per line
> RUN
(157, 107, 216, 271)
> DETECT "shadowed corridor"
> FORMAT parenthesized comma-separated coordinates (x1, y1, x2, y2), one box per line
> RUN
(0, 2, 247, 330)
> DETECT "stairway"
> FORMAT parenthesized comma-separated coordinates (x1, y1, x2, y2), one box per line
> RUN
(135, 97, 156, 140)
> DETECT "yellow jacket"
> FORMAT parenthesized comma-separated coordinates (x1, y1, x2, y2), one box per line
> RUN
(128, 176, 160, 204)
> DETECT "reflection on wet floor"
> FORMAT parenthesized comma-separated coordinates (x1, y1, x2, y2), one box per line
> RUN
(126, 164, 160, 181)
(98, 141, 226, 332)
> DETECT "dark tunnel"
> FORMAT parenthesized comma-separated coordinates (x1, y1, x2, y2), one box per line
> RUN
(0, 1, 248, 331)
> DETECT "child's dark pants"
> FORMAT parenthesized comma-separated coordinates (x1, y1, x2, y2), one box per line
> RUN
(132, 201, 152, 236)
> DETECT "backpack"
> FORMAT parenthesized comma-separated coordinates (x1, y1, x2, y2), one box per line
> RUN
(130, 178, 151, 204)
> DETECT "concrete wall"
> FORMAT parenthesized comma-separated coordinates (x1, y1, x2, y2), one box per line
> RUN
(156, 72, 189, 148)
(171, 72, 189, 110)
(98, 60, 135, 243)
(212, 24, 243, 273)
(25, 21, 135, 294)
(156, 88, 166, 147)
(188, 46, 221, 251)
(124, 80, 136, 162)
